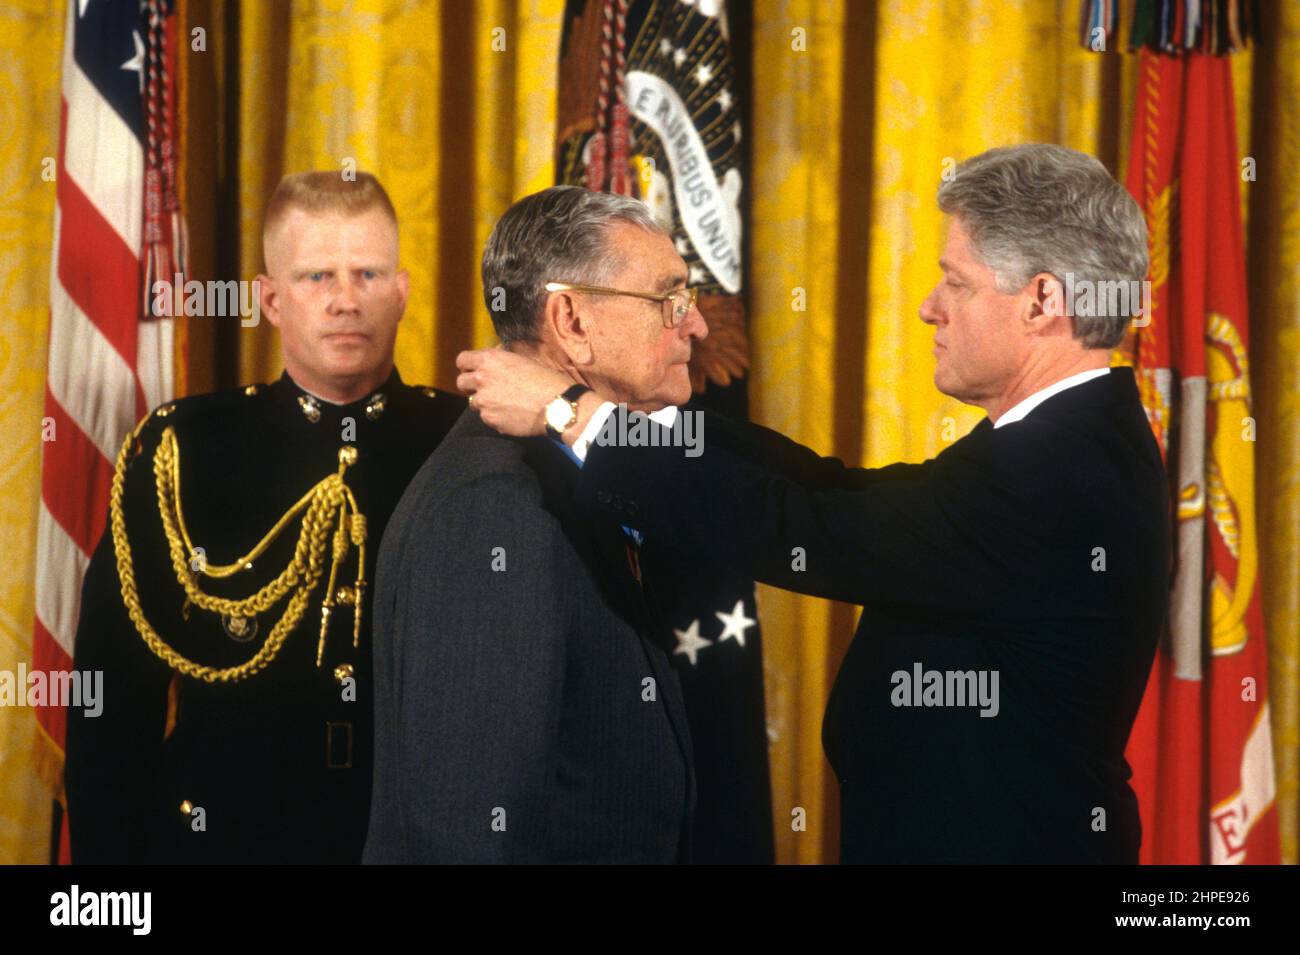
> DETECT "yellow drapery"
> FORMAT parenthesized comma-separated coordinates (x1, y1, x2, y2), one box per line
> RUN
(1, 0, 1296, 865)
(0, 0, 65, 865)
(1249, 0, 1300, 873)
(187, 0, 565, 391)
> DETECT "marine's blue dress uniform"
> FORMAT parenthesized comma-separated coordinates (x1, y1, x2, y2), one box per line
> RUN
(65, 369, 464, 863)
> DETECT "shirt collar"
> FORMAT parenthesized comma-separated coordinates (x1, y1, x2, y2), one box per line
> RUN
(992, 367, 1111, 429)
(552, 400, 678, 468)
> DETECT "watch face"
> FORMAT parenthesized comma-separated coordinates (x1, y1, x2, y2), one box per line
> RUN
(545, 398, 572, 433)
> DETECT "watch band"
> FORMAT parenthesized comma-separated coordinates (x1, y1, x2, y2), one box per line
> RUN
(545, 384, 591, 440)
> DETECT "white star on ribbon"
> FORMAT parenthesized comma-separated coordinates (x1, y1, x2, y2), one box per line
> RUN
(695, 63, 713, 87)
(688, 264, 709, 285)
(121, 29, 145, 93)
(718, 88, 734, 112)
(675, 236, 692, 255)
(715, 599, 756, 648)
(673, 47, 688, 68)
(673, 619, 712, 666)
(658, 38, 674, 57)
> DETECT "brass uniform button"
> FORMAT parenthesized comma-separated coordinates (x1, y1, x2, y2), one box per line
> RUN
(338, 445, 358, 467)
(333, 663, 354, 684)
(180, 799, 193, 814)
(365, 392, 386, 420)
(155, 403, 175, 418)
(243, 384, 260, 396)
(222, 613, 258, 643)
(335, 586, 356, 605)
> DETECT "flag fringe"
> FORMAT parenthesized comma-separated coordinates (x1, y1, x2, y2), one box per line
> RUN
(1080, 0, 1255, 54)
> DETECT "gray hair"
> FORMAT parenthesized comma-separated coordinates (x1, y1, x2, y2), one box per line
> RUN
(936, 144, 1148, 349)
(481, 185, 666, 344)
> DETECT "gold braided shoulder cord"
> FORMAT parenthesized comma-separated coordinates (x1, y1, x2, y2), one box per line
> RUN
(110, 423, 367, 683)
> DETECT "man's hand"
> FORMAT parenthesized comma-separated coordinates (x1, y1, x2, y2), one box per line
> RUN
(455, 347, 575, 437)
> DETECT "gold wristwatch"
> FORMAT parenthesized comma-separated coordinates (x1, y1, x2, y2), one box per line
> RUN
(544, 384, 591, 440)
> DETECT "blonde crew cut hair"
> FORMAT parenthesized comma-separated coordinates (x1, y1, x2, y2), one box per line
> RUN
(262, 170, 399, 259)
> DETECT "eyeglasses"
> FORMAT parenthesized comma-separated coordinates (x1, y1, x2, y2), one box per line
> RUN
(544, 281, 699, 329)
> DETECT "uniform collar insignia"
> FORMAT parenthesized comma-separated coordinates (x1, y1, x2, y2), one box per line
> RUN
(297, 394, 322, 423)
(272, 368, 404, 425)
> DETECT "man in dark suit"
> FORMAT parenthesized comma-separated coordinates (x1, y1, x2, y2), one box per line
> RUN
(457, 144, 1172, 863)
(363, 185, 707, 863)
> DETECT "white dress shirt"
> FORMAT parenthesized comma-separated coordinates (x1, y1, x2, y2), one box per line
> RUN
(992, 367, 1111, 428)
(571, 402, 679, 462)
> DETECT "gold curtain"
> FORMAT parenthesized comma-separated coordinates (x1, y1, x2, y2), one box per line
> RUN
(748, 0, 850, 867)
(1249, 0, 1300, 870)
(1, 0, 1295, 865)
(0, 0, 64, 865)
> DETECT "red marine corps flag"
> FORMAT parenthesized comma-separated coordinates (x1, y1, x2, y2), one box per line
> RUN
(34, 0, 184, 863)
(1087, 0, 1279, 864)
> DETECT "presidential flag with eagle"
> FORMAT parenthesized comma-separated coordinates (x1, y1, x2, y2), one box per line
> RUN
(555, 0, 774, 863)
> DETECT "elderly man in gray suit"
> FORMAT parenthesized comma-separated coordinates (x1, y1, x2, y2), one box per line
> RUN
(363, 185, 709, 863)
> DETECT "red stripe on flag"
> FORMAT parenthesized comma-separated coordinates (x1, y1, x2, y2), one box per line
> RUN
(41, 388, 115, 558)
(55, 100, 141, 376)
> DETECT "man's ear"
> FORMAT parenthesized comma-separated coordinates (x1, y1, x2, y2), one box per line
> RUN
(545, 290, 593, 364)
(1027, 272, 1068, 329)
(258, 274, 280, 328)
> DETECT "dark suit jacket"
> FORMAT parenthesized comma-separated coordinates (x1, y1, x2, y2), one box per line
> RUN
(579, 367, 1170, 863)
(363, 409, 695, 863)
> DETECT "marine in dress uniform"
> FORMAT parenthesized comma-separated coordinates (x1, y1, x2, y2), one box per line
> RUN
(65, 369, 465, 863)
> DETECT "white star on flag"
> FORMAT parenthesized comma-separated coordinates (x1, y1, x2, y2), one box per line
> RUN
(715, 599, 756, 647)
(122, 29, 145, 93)
(673, 619, 712, 666)
(718, 88, 734, 112)
(695, 63, 713, 86)
(688, 264, 709, 285)
(658, 38, 674, 57)
(675, 236, 692, 255)
(673, 47, 688, 68)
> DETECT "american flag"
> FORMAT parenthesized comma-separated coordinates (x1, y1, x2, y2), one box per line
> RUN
(34, 0, 181, 863)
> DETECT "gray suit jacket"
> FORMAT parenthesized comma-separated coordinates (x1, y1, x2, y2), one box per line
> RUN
(363, 409, 695, 863)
